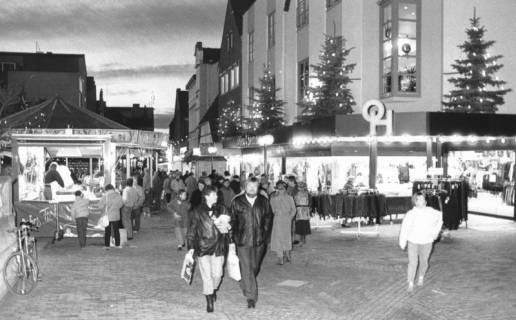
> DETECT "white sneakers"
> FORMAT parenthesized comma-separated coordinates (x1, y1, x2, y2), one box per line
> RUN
(407, 282, 414, 292)
(408, 277, 424, 292)
(417, 276, 424, 286)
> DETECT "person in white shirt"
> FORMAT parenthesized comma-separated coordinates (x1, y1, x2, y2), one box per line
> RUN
(132, 176, 145, 233)
(399, 192, 443, 292)
(122, 178, 139, 240)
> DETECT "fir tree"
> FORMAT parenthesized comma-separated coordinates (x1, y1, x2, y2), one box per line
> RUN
(247, 65, 286, 133)
(443, 12, 511, 113)
(217, 99, 241, 138)
(298, 34, 356, 123)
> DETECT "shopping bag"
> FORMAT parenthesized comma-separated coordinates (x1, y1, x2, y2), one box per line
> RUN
(180, 252, 196, 285)
(119, 228, 128, 246)
(227, 244, 241, 281)
(98, 215, 109, 228)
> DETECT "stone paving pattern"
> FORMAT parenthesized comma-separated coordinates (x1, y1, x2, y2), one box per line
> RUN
(1, 211, 515, 320)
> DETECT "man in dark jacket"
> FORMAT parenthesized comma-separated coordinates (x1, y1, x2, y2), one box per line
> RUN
(229, 177, 272, 309)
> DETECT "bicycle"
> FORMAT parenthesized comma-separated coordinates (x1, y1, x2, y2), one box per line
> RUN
(3, 218, 40, 295)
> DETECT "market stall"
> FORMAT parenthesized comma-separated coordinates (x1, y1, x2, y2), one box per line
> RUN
(0, 96, 168, 237)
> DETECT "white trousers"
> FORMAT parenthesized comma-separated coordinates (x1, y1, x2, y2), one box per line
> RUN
(197, 254, 224, 295)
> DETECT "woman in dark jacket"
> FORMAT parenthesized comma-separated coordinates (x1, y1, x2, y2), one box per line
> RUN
(186, 186, 230, 313)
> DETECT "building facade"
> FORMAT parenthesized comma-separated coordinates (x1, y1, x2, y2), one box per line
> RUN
(187, 42, 220, 149)
(0, 51, 89, 111)
(241, 0, 516, 125)
(103, 104, 154, 131)
(170, 88, 189, 146)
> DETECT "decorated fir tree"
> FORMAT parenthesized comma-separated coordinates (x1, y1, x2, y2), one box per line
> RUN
(217, 99, 241, 138)
(247, 65, 286, 133)
(443, 12, 511, 113)
(298, 34, 356, 123)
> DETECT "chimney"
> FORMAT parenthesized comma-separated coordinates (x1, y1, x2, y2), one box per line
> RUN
(133, 103, 140, 108)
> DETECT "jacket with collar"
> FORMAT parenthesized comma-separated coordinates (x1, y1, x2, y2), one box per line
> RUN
(230, 193, 272, 248)
(186, 203, 228, 257)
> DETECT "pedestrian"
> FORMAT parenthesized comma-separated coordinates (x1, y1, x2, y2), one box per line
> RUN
(220, 179, 235, 209)
(190, 180, 206, 209)
(167, 189, 191, 250)
(43, 162, 64, 200)
(229, 177, 272, 308)
(98, 184, 124, 249)
(399, 192, 443, 292)
(132, 176, 145, 233)
(185, 172, 198, 199)
(186, 186, 231, 313)
(286, 175, 299, 244)
(143, 168, 152, 216)
(294, 182, 311, 246)
(229, 175, 241, 195)
(71, 190, 89, 248)
(122, 177, 139, 240)
(163, 171, 173, 203)
(270, 181, 296, 265)
(170, 172, 186, 199)
(151, 171, 162, 211)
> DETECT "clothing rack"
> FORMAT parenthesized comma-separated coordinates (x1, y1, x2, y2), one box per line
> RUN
(413, 179, 468, 229)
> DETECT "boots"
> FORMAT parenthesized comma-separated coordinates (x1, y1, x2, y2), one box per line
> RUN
(285, 250, 292, 263)
(212, 290, 217, 302)
(205, 295, 214, 313)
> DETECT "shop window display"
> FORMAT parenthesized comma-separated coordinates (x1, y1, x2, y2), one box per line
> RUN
(448, 150, 515, 217)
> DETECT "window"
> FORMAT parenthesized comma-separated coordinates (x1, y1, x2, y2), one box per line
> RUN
(380, 0, 419, 96)
(226, 31, 234, 52)
(248, 87, 254, 107)
(0, 62, 16, 72)
(233, 65, 240, 88)
(267, 12, 275, 49)
(326, 0, 341, 8)
(298, 59, 309, 101)
(220, 75, 224, 94)
(248, 31, 254, 62)
(224, 73, 229, 93)
(296, 0, 309, 28)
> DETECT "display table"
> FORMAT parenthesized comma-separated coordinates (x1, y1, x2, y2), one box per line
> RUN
(14, 199, 105, 238)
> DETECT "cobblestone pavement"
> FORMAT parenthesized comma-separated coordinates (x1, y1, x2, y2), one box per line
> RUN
(1, 212, 515, 320)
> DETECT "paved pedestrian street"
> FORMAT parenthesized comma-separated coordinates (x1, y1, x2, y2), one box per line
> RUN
(1, 211, 516, 320)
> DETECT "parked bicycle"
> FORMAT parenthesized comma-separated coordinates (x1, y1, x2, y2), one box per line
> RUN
(3, 217, 40, 295)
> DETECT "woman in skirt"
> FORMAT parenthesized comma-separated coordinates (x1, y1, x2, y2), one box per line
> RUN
(294, 181, 311, 245)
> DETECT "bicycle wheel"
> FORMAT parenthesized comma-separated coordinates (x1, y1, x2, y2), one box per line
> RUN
(3, 252, 39, 295)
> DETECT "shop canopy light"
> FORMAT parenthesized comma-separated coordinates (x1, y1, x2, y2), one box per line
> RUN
(292, 134, 516, 146)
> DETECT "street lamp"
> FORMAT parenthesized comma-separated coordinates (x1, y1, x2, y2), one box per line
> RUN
(258, 134, 274, 178)
(208, 146, 218, 172)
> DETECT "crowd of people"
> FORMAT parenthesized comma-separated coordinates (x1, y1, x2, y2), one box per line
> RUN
(69, 166, 443, 313)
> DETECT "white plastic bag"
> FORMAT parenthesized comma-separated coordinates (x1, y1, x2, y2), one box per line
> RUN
(98, 215, 109, 228)
(227, 244, 241, 281)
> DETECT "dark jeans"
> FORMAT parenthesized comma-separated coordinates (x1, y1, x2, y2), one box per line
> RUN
(165, 193, 171, 204)
(132, 206, 142, 231)
(104, 220, 120, 247)
(237, 244, 266, 302)
(75, 217, 88, 247)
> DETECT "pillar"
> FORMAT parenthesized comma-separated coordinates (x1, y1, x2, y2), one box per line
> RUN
(426, 137, 433, 170)
(126, 152, 131, 181)
(369, 138, 378, 189)
(89, 158, 93, 176)
(436, 138, 443, 168)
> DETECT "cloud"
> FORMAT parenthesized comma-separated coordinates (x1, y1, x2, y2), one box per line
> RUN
(90, 64, 194, 79)
(108, 89, 147, 96)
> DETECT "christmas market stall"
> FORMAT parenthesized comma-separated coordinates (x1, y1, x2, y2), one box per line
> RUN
(0, 96, 168, 238)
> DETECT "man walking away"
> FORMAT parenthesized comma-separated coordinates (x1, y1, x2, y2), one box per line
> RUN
(71, 190, 89, 248)
(122, 178, 139, 240)
(133, 176, 145, 233)
(98, 184, 124, 249)
(229, 177, 272, 308)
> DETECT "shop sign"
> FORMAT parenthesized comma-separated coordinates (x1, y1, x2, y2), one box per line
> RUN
(362, 100, 393, 136)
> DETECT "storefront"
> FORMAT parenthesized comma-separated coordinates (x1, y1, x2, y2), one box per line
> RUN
(228, 110, 516, 221)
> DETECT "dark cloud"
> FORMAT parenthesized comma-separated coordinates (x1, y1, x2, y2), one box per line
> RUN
(90, 63, 194, 79)
(0, 0, 226, 45)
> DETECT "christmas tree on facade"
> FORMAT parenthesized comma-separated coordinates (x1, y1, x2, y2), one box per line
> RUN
(217, 99, 241, 139)
(298, 34, 356, 123)
(443, 11, 511, 113)
(247, 64, 286, 133)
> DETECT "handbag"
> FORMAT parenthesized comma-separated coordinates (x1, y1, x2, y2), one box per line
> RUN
(227, 244, 241, 281)
(180, 252, 196, 285)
